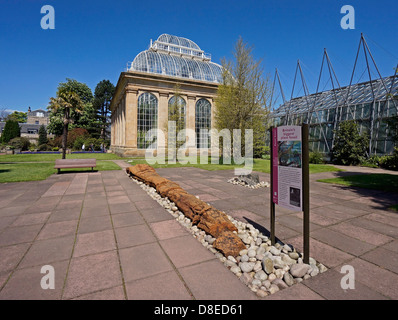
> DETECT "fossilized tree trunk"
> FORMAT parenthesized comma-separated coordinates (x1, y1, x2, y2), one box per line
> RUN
(126, 164, 246, 257)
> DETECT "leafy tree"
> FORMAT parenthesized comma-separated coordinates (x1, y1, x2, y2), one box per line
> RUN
(1, 119, 20, 143)
(49, 89, 84, 159)
(9, 137, 30, 151)
(67, 127, 90, 148)
(93, 80, 115, 140)
(0, 108, 10, 121)
(57, 78, 93, 104)
(73, 103, 101, 137)
(167, 83, 186, 157)
(7, 111, 27, 123)
(386, 115, 398, 147)
(47, 79, 96, 136)
(332, 120, 369, 165)
(38, 124, 48, 146)
(214, 37, 270, 158)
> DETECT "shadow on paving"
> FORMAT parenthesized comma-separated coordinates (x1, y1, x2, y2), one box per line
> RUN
(316, 170, 398, 214)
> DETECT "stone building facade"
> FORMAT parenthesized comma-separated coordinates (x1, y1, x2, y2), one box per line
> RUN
(110, 34, 222, 157)
(27, 108, 50, 125)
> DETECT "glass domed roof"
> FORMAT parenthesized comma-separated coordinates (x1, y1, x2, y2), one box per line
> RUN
(129, 34, 223, 83)
(157, 34, 200, 50)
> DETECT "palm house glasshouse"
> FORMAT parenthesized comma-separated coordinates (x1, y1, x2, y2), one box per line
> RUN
(110, 34, 223, 156)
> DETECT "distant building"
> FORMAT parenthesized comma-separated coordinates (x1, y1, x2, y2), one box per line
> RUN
(26, 107, 50, 125)
(0, 108, 53, 144)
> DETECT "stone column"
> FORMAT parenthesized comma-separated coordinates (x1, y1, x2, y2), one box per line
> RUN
(211, 98, 215, 130)
(121, 97, 126, 147)
(118, 102, 122, 147)
(187, 95, 196, 148)
(125, 86, 138, 149)
(115, 104, 119, 146)
(111, 112, 115, 146)
(158, 92, 169, 149)
(117, 103, 121, 146)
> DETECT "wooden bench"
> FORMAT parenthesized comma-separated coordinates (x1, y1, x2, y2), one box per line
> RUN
(54, 159, 96, 173)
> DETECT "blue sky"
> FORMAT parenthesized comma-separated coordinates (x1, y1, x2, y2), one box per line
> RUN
(0, 0, 397, 112)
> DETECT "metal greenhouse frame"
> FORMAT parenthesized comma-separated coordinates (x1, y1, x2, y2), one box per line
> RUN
(270, 34, 398, 156)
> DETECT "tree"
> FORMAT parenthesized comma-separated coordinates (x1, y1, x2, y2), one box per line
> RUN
(38, 124, 48, 146)
(47, 78, 95, 136)
(168, 83, 186, 151)
(0, 108, 10, 122)
(93, 80, 115, 140)
(214, 37, 271, 158)
(1, 119, 20, 143)
(7, 111, 27, 123)
(57, 78, 93, 104)
(332, 120, 369, 165)
(49, 90, 84, 159)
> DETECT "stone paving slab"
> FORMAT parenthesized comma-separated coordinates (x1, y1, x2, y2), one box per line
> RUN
(0, 163, 397, 300)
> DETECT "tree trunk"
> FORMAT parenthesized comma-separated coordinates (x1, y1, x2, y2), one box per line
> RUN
(62, 108, 69, 159)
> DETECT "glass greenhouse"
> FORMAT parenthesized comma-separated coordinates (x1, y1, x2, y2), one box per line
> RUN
(270, 75, 398, 155)
(129, 34, 223, 83)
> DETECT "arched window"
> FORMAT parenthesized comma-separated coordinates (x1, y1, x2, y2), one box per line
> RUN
(195, 98, 211, 149)
(169, 95, 186, 148)
(137, 92, 158, 149)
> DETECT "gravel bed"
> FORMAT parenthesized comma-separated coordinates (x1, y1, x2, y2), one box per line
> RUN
(128, 174, 327, 298)
(227, 177, 270, 189)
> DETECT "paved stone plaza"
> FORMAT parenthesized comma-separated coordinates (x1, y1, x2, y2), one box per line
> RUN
(0, 161, 397, 300)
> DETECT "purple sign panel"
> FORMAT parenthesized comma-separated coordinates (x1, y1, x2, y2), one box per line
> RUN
(272, 126, 303, 212)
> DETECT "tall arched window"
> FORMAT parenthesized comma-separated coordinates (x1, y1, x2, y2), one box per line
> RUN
(137, 92, 158, 149)
(168, 96, 186, 148)
(195, 98, 211, 149)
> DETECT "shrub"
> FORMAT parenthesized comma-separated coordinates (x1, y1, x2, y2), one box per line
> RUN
(67, 128, 90, 148)
(84, 137, 103, 151)
(1, 120, 20, 143)
(360, 155, 381, 168)
(253, 145, 270, 159)
(332, 120, 369, 165)
(47, 136, 62, 148)
(8, 137, 31, 151)
(309, 151, 324, 164)
(379, 148, 398, 171)
(38, 144, 51, 151)
(73, 136, 86, 150)
(38, 125, 48, 146)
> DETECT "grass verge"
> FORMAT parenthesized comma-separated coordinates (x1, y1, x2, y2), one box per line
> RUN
(0, 154, 343, 183)
(388, 204, 398, 211)
(0, 153, 125, 162)
(317, 174, 398, 193)
(0, 161, 121, 183)
(126, 158, 343, 174)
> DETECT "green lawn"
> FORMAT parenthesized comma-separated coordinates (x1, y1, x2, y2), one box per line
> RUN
(126, 158, 343, 174)
(0, 153, 125, 162)
(0, 153, 343, 183)
(317, 174, 398, 193)
(0, 161, 121, 183)
(389, 204, 398, 211)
